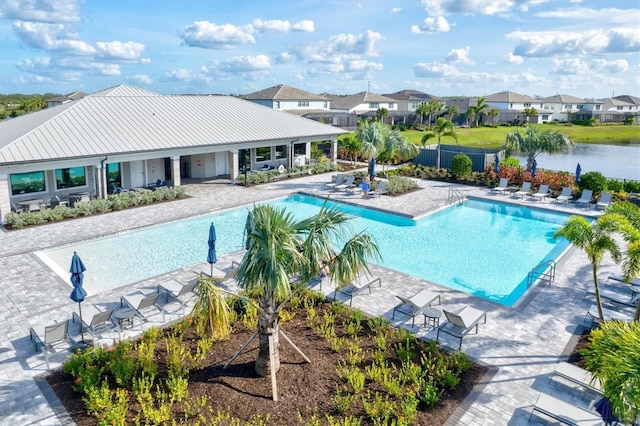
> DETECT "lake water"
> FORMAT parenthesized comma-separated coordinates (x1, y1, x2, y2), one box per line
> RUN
(515, 143, 640, 181)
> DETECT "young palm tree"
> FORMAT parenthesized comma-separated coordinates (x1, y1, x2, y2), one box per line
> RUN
(554, 214, 624, 322)
(426, 101, 443, 129)
(416, 103, 429, 125)
(473, 97, 489, 127)
(503, 125, 575, 171)
(376, 107, 389, 123)
(339, 136, 362, 166)
(445, 104, 459, 122)
(355, 120, 418, 171)
(488, 107, 499, 124)
(421, 117, 458, 170)
(236, 203, 379, 377)
(523, 107, 538, 123)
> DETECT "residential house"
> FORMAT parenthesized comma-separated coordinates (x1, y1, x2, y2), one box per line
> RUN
(484, 91, 551, 124)
(45, 91, 88, 108)
(538, 94, 587, 122)
(244, 84, 330, 112)
(0, 84, 347, 222)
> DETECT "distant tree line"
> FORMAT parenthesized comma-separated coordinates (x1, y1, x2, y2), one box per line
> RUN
(0, 93, 59, 119)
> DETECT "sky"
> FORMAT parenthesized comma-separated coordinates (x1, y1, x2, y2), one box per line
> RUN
(0, 0, 639, 99)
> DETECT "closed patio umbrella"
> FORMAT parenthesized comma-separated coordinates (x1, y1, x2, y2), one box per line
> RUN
(494, 153, 500, 174)
(531, 159, 537, 179)
(369, 157, 376, 181)
(575, 163, 582, 183)
(207, 223, 217, 277)
(594, 397, 619, 425)
(69, 251, 87, 343)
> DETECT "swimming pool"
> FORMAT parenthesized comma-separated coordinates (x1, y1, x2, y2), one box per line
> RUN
(38, 195, 571, 306)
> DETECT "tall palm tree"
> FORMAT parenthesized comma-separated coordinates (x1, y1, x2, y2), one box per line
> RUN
(355, 120, 418, 171)
(445, 104, 459, 122)
(421, 117, 457, 170)
(503, 125, 575, 171)
(376, 107, 389, 123)
(339, 136, 362, 166)
(488, 107, 499, 124)
(474, 97, 489, 127)
(466, 106, 476, 127)
(426, 101, 443, 129)
(523, 107, 538, 123)
(416, 103, 429, 125)
(554, 214, 624, 322)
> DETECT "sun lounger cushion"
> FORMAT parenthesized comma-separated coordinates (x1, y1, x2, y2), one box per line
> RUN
(586, 287, 638, 308)
(551, 362, 602, 396)
(437, 306, 486, 349)
(531, 393, 603, 426)
(392, 289, 441, 326)
(333, 274, 381, 306)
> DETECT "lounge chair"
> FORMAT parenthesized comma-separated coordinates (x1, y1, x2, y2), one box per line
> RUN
(530, 393, 603, 426)
(120, 291, 164, 328)
(324, 174, 344, 191)
(436, 306, 487, 349)
(332, 274, 382, 306)
(555, 186, 573, 204)
(372, 180, 387, 198)
(585, 287, 639, 308)
(514, 182, 532, 199)
(491, 178, 509, 195)
(159, 279, 198, 315)
(208, 266, 239, 290)
(29, 320, 72, 369)
(575, 189, 593, 208)
(529, 184, 550, 202)
(585, 304, 632, 327)
(607, 274, 640, 288)
(596, 192, 612, 210)
(335, 175, 355, 192)
(72, 305, 116, 341)
(392, 289, 441, 327)
(550, 362, 603, 398)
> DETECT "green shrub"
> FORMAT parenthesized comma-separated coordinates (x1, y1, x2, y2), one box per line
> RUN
(385, 176, 418, 195)
(624, 180, 640, 193)
(450, 154, 472, 180)
(578, 171, 607, 196)
(501, 157, 520, 168)
(606, 179, 624, 193)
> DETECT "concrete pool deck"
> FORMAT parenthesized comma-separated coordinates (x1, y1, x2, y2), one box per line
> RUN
(0, 172, 632, 425)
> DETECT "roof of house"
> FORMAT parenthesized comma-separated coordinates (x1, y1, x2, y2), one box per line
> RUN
(382, 89, 439, 101)
(46, 91, 88, 103)
(330, 91, 397, 110)
(0, 84, 347, 165)
(613, 95, 640, 105)
(244, 84, 328, 101)
(485, 91, 538, 103)
(540, 94, 585, 103)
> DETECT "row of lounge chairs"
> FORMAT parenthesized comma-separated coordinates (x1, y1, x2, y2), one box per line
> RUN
(323, 174, 387, 197)
(492, 178, 612, 208)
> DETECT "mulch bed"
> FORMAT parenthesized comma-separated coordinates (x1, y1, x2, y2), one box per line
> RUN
(46, 301, 487, 425)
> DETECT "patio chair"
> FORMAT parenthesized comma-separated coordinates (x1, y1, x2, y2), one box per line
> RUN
(575, 189, 593, 208)
(491, 178, 509, 195)
(555, 186, 573, 204)
(585, 287, 639, 308)
(332, 273, 382, 306)
(324, 174, 344, 191)
(372, 180, 387, 198)
(392, 289, 441, 327)
(514, 182, 532, 199)
(29, 320, 72, 369)
(208, 266, 239, 290)
(436, 306, 487, 349)
(529, 184, 550, 202)
(159, 279, 198, 315)
(585, 304, 632, 328)
(596, 192, 612, 210)
(10, 202, 23, 213)
(120, 291, 164, 328)
(530, 393, 603, 426)
(607, 273, 640, 287)
(72, 305, 116, 341)
(335, 175, 355, 192)
(550, 362, 603, 398)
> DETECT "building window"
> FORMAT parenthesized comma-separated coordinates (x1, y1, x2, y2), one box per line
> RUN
(541, 114, 550, 121)
(524, 103, 531, 107)
(565, 104, 573, 110)
(297, 101, 309, 107)
(106, 163, 122, 188)
(275, 145, 287, 159)
(10, 171, 46, 195)
(411, 102, 420, 109)
(256, 147, 271, 162)
(577, 104, 584, 110)
(55, 166, 87, 189)
(388, 103, 395, 108)
(274, 101, 280, 109)
(616, 106, 623, 110)
(293, 143, 306, 156)
(324, 101, 328, 108)
(369, 102, 379, 108)
(595, 105, 601, 110)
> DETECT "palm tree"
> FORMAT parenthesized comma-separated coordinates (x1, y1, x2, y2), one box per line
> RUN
(445, 104, 459, 122)
(523, 107, 538, 123)
(339, 136, 362, 166)
(473, 97, 489, 127)
(355, 120, 418, 171)
(376, 107, 389, 123)
(421, 117, 457, 170)
(416, 103, 429, 125)
(466, 107, 476, 127)
(488, 107, 499, 124)
(503, 125, 575, 171)
(554, 214, 624, 322)
(426, 101, 443, 129)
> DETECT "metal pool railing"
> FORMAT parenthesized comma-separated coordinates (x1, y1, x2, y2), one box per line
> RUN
(528, 259, 557, 286)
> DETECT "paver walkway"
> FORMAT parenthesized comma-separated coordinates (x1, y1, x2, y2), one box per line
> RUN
(0, 171, 632, 425)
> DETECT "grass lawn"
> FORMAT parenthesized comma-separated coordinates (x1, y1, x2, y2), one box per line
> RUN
(347, 124, 639, 148)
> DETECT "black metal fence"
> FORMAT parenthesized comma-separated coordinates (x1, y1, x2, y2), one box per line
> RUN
(414, 145, 501, 172)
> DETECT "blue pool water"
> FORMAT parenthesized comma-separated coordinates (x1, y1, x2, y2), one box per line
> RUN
(38, 195, 571, 306)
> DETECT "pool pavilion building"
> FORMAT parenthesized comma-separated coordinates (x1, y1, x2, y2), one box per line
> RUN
(0, 84, 347, 222)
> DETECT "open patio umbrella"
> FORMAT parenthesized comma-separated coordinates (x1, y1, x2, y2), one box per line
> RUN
(369, 157, 376, 182)
(69, 251, 87, 343)
(531, 159, 537, 179)
(575, 163, 582, 183)
(207, 222, 217, 277)
(494, 153, 500, 174)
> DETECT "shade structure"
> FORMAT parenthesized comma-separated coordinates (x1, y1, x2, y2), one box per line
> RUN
(369, 158, 376, 181)
(575, 163, 582, 183)
(207, 223, 217, 277)
(494, 153, 500, 174)
(69, 251, 87, 342)
(531, 159, 537, 178)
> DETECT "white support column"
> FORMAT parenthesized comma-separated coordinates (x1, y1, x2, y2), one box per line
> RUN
(0, 174, 10, 223)
(229, 150, 239, 183)
(171, 156, 181, 187)
(330, 138, 338, 163)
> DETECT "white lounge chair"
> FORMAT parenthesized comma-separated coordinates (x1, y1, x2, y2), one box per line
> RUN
(550, 362, 603, 397)
(575, 189, 593, 208)
(585, 304, 632, 327)
(555, 186, 573, 204)
(372, 180, 387, 198)
(514, 182, 532, 199)
(607, 273, 640, 288)
(159, 279, 198, 315)
(437, 306, 487, 349)
(120, 291, 165, 327)
(530, 393, 603, 426)
(596, 192, 612, 210)
(324, 174, 344, 191)
(29, 320, 72, 369)
(392, 289, 441, 327)
(72, 305, 116, 341)
(332, 274, 382, 306)
(491, 178, 509, 195)
(529, 184, 550, 202)
(586, 287, 639, 308)
(335, 175, 355, 192)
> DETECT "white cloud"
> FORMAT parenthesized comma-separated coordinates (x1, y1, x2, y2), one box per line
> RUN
(217, 54, 272, 73)
(13, 21, 96, 54)
(411, 16, 450, 34)
(504, 52, 523, 64)
(445, 46, 474, 64)
(391, 7, 402, 13)
(348, 60, 383, 72)
(291, 19, 314, 32)
(536, 7, 639, 26)
(161, 68, 199, 82)
(180, 21, 255, 49)
(252, 18, 314, 33)
(290, 30, 383, 64)
(591, 58, 629, 73)
(420, 0, 520, 16)
(128, 74, 153, 85)
(0, 0, 81, 23)
(17, 56, 51, 70)
(509, 29, 639, 57)
(549, 57, 590, 75)
(96, 41, 146, 60)
(414, 61, 461, 78)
